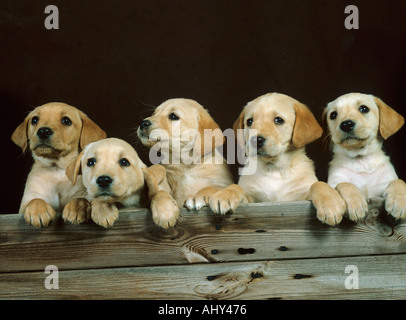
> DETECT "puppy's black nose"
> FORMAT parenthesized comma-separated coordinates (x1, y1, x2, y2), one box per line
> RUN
(96, 175, 113, 189)
(140, 120, 152, 129)
(37, 127, 53, 139)
(340, 120, 355, 133)
(250, 135, 266, 148)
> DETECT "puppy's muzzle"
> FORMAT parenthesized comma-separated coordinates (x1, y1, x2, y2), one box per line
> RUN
(139, 119, 152, 137)
(140, 119, 152, 130)
(250, 135, 266, 149)
(96, 175, 113, 190)
(340, 120, 356, 133)
(37, 127, 54, 140)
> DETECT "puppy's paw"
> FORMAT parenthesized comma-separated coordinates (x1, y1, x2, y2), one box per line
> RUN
(91, 201, 119, 228)
(151, 191, 180, 229)
(385, 179, 406, 220)
(184, 194, 207, 211)
(336, 182, 368, 222)
(310, 182, 346, 226)
(208, 184, 247, 215)
(314, 195, 346, 226)
(62, 198, 91, 225)
(346, 197, 368, 222)
(184, 187, 219, 211)
(23, 198, 56, 228)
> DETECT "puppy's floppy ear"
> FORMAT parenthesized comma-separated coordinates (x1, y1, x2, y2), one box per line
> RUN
(374, 97, 405, 140)
(11, 116, 29, 152)
(195, 108, 225, 156)
(79, 111, 107, 149)
(232, 108, 246, 148)
(66, 152, 83, 185)
(292, 102, 323, 148)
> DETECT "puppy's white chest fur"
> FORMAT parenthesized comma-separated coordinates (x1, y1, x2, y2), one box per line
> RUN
(328, 147, 398, 198)
(238, 151, 317, 202)
(239, 165, 290, 202)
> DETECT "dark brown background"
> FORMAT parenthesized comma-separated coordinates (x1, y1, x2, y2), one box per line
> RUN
(2, 0, 406, 214)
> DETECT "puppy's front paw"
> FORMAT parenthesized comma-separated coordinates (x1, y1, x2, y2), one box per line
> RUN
(184, 194, 207, 211)
(336, 182, 368, 222)
(385, 179, 406, 220)
(184, 187, 218, 211)
(91, 201, 119, 228)
(63, 198, 91, 225)
(314, 195, 346, 227)
(208, 184, 247, 215)
(151, 191, 180, 229)
(310, 182, 346, 226)
(346, 197, 368, 222)
(23, 198, 56, 228)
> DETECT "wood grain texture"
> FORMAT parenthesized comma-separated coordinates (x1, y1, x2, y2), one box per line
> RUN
(1, 199, 405, 273)
(1, 254, 405, 299)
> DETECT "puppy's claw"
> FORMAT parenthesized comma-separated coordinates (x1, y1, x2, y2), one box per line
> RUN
(184, 195, 207, 211)
(184, 197, 195, 211)
(195, 198, 206, 210)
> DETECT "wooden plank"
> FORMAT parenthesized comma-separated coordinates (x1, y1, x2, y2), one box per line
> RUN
(1, 199, 406, 273)
(1, 254, 405, 299)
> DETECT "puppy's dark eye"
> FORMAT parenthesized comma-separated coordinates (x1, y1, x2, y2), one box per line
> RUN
(119, 158, 130, 167)
(31, 116, 39, 125)
(330, 111, 338, 120)
(274, 117, 285, 125)
(359, 105, 370, 114)
(87, 158, 96, 167)
(61, 116, 72, 126)
(169, 113, 180, 120)
(247, 118, 253, 127)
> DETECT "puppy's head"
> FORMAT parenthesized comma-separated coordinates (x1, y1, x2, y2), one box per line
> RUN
(11, 102, 106, 163)
(233, 93, 322, 160)
(66, 138, 147, 203)
(323, 93, 404, 151)
(137, 98, 224, 158)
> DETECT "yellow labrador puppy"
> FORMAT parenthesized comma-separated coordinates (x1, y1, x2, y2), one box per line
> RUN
(311, 93, 406, 225)
(233, 93, 323, 202)
(65, 138, 179, 229)
(137, 98, 245, 214)
(11, 102, 106, 227)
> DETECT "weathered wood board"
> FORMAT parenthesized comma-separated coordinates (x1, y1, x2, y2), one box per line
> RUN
(1, 255, 405, 299)
(1, 199, 405, 299)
